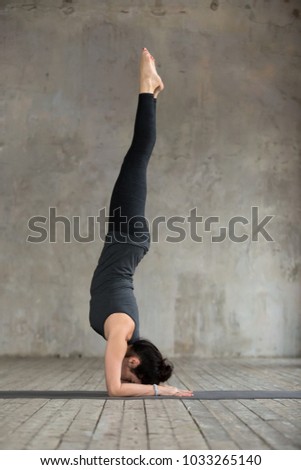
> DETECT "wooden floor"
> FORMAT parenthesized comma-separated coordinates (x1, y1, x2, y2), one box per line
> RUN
(0, 356, 300, 450)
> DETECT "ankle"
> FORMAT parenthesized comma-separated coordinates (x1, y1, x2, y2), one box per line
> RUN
(140, 80, 154, 94)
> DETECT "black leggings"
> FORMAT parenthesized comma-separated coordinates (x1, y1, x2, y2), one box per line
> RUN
(108, 93, 156, 238)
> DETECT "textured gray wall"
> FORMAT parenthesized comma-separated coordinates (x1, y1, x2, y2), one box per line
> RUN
(1, 0, 300, 357)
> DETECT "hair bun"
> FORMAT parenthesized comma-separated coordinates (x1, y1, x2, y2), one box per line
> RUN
(158, 358, 174, 382)
(129, 339, 174, 385)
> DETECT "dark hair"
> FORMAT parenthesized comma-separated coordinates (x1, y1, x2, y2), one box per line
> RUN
(127, 338, 174, 385)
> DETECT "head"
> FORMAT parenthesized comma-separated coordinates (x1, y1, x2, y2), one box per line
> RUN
(121, 339, 174, 385)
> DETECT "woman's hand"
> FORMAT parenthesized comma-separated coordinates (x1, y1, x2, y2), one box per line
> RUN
(158, 384, 194, 397)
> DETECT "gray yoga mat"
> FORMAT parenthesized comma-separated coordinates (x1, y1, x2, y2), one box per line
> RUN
(0, 390, 300, 400)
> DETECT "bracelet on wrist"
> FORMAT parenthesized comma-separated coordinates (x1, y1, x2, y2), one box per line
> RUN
(153, 384, 159, 396)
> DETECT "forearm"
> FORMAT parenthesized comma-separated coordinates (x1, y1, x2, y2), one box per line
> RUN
(108, 383, 156, 397)
(107, 383, 193, 398)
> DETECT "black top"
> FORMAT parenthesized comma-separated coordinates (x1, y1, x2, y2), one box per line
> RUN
(89, 232, 150, 343)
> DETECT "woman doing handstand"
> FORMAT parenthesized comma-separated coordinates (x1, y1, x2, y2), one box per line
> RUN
(89, 48, 193, 398)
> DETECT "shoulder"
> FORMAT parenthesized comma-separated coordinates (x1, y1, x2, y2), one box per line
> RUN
(104, 313, 136, 342)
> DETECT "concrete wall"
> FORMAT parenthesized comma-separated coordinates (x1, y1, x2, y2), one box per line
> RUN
(0, 0, 300, 357)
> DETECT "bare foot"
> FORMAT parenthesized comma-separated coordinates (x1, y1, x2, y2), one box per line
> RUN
(140, 48, 164, 98)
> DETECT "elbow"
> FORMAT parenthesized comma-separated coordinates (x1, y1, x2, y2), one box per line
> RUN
(107, 386, 122, 397)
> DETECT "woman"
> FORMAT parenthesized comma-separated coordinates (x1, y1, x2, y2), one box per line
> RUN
(89, 48, 193, 398)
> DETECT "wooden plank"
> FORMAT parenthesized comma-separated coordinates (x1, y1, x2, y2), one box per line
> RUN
(119, 400, 148, 449)
(201, 360, 251, 390)
(175, 356, 301, 393)
(0, 399, 66, 449)
(0, 357, 100, 392)
(173, 357, 249, 391)
(241, 399, 301, 448)
(163, 400, 208, 449)
(268, 419, 301, 449)
(202, 400, 270, 449)
(223, 400, 299, 450)
(182, 400, 237, 449)
(242, 397, 301, 425)
(57, 400, 104, 450)
(88, 400, 123, 450)
(276, 399, 301, 411)
(239, 399, 282, 420)
(57, 368, 106, 450)
(0, 358, 63, 390)
(26, 399, 85, 450)
(236, 358, 301, 391)
(144, 399, 178, 450)
(167, 373, 210, 449)
(0, 397, 49, 440)
(171, 358, 217, 390)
